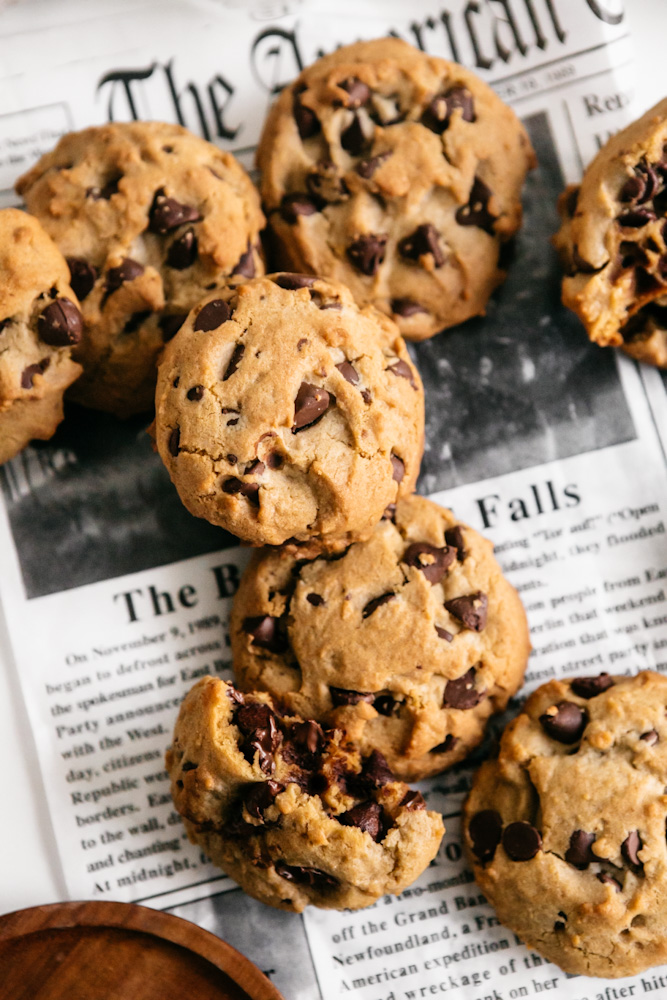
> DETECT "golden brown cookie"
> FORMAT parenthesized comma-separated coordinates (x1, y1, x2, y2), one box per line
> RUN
(16, 122, 265, 415)
(463, 671, 667, 977)
(0, 208, 83, 464)
(230, 494, 530, 780)
(257, 37, 535, 341)
(166, 676, 444, 911)
(554, 99, 667, 368)
(154, 273, 424, 548)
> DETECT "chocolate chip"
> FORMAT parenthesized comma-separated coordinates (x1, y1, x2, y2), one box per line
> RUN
(275, 862, 337, 888)
(245, 459, 265, 476)
(237, 703, 281, 774)
(226, 454, 237, 464)
(266, 452, 284, 470)
(444, 593, 488, 631)
(456, 177, 496, 234)
(243, 780, 283, 820)
(306, 593, 325, 606)
(159, 314, 187, 342)
(400, 791, 426, 811)
(444, 526, 466, 562)
(570, 673, 613, 699)
(403, 542, 456, 584)
(306, 162, 348, 205)
(598, 873, 622, 891)
(181, 761, 198, 772)
(280, 193, 319, 223)
(431, 734, 457, 754)
(330, 687, 374, 707)
(622, 830, 643, 871)
(37, 299, 83, 346)
(620, 175, 646, 203)
(640, 729, 659, 745)
(502, 821, 542, 861)
(149, 189, 201, 234)
(223, 343, 245, 381)
(387, 358, 417, 389)
(292, 382, 331, 431)
(443, 667, 482, 710)
(469, 809, 502, 862)
(166, 228, 198, 269)
(227, 686, 246, 706)
(539, 701, 586, 744)
(341, 114, 369, 156)
(339, 801, 382, 841)
(291, 719, 325, 755)
(275, 273, 316, 290)
(391, 298, 427, 317)
(66, 258, 97, 301)
(362, 592, 395, 618)
(222, 478, 260, 506)
(340, 77, 370, 108)
(618, 207, 656, 227)
(347, 234, 387, 275)
(362, 750, 394, 787)
(293, 89, 320, 140)
(187, 385, 204, 401)
(232, 242, 256, 278)
(87, 176, 121, 200)
(373, 694, 396, 717)
(390, 453, 404, 483)
(21, 359, 49, 389)
(565, 830, 597, 869)
(361, 388, 371, 404)
(168, 427, 180, 456)
(193, 299, 231, 332)
(435, 626, 454, 642)
(0, 318, 12, 335)
(223, 410, 240, 426)
(243, 615, 286, 653)
(422, 86, 475, 133)
(398, 223, 445, 267)
(105, 258, 144, 294)
(336, 361, 359, 384)
(620, 161, 659, 204)
(356, 152, 391, 179)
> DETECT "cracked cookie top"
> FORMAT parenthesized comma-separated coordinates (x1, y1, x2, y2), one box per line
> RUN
(230, 494, 529, 779)
(0, 208, 83, 464)
(166, 676, 443, 911)
(554, 98, 667, 368)
(256, 37, 535, 342)
(16, 121, 265, 415)
(464, 671, 667, 978)
(154, 273, 424, 548)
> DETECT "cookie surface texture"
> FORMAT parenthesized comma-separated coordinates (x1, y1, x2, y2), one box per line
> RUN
(154, 274, 424, 547)
(16, 122, 265, 415)
(256, 37, 535, 341)
(554, 98, 667, 368)
(0, 208, 83, 464)
(464, 671, 667, 977)
(166, 677, 444, 911)
(230, 494, 529, 779)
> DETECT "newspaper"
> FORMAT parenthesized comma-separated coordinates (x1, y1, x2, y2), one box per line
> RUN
(0, 0, 666, 997)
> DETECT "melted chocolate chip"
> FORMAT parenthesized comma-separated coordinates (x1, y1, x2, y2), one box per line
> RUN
(243, 615, 287, 653)
(502, 821, 542, 861)
(444, 593, 488, 631)
(194, 299, 231, 332)
(422, 86, 475, 133)
(306, 593, 325, 606)
(105, 258, 144, 294)
(149, 189, 201, 234)
(66, 257, 97, 301)
(640, 729, 659, 745)
(340, 77, 370, 108)
(237, 703, 281, 775)
(390, 453, 405, 483)
(187, 385, 204, 401)
(168, 427, 180, 457)
(275, 861, 338, 889)
(400, 790, 426, 811)
(456, 177, 496, 234)
(243, 780, 283, 820)
(330, 687, 374, 707)
(274, 273, 316, 290)
(21, 359, 49, 389)
(336, 361, 359, 384)
(539, 701, 587, 744)
(280, 193, 319, 223)
(391, 298, 427, 317)
(159, 313, 187, 342)
(435, 626, 454, 642)
(266, 452, 284, 470)
(398, 223, 445, 267)
(570, 673, 613, 699)
(598, 872, 622, 891)
(362, 592, 395, 618)
(444, 526, 466, 562)
(37, 299, 83, 346)
(403, 542, 456, 584)
(622, 830, 643, 871)
(347, 234, 387, 275)
(223, 343, 245, 381)
(166, 228, 198, 269)
(565, 830, 597, 869)
(387, 358, 417, 388)
(618, 207, 656, 228)
(443, 667, 482, 710)
(469, 809, 502, 862)
(232, 242, 256, 278)
(293, 88, 320, 140)
(291, 719, 325, 756)
(356, 152, 391, 179)
(222, 478, 259, 506)
(292, 382, 331, 431)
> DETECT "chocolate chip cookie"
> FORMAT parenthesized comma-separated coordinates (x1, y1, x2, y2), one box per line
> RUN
(230, 494, 529, 780)
(256, 37, 535, 341)
(554, 99, 667, 368)
(0, 208, 83, 464)
(166, 676, 444, 911)
(464, 671, 667, 977)
(154, 274, 423, 548)
(16, 122, 265, 416)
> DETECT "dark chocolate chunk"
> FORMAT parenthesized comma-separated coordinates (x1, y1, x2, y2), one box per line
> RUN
(105, 258, 144, 294)
(37, 299, 83, 346)
(237, 703, 281, 774)
(390, 453, 404, 482)
(275, 861, 338, 889)
(330, 687, 374, 707)
(430, 734, 457, 754)
(456, 177, 496, 234)
(391, 298, 427, 317)
(293, 88, 320, 140)
(597, 872, 622, 891)
(194, 298, 231, 332)
(361, 388, 371, 404)
(340, 77, 370, 108)
(266, 452, 284, 470)
(362, 592, 395, 618)
(387, 358, 417, 388)
(372, 694, 396, 717)
(398, 223, 445, 267)
(356, 152, 391, 179)
(443, 667, 482, 710)
(243, 780, 283, 820)
(400, 790, 426, 811)
(181, 761, 198, 772)
(306, 593, 325, 606)
(435, 626, 454, 642)
(243, 615, 287, 653)
(403, 542, 456, 584)
(570, 673, 613, 699)
(617, 207, 656, 228)
(622, 830, 643, 871)
(339, 801, 382, 841)
(232, 242, 256, 278)
(227, 686, 246, 706)
(292, 382, 331, 431)
(21, 359, 49, 389)
(280, 193, 319, 223)
(66, 257, 97, 301)
(362, 750, 394, 787)
(539, 701, 587, 744)
(335, 361, 359, 384)
(149, 189, 201, 234)
(502, 821, 542, 861)
(347, 234, 387, 275)
(274, 273, 316, 290)
(444, 526, 466, 561)
(422, 86, 475, 133)
(87, 176, 121, 201)
(565, 830, 597, 869)
(223, 343, 245, 381)
(291, 719, 325, 755)
(444, 592, 488, 631)
(166, 228, 198, 269)
(186, 384, 204, 401)
(222, 477, 259, 506)
(159, 313, 187, 342)
(640, 729, 659, 745)
(469, 809, 502, 862)
(341, 114, 369, 156)
(168, 427, 180, 457)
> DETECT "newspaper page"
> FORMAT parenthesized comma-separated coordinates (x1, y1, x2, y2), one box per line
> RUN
(0, 1, 666, 998)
